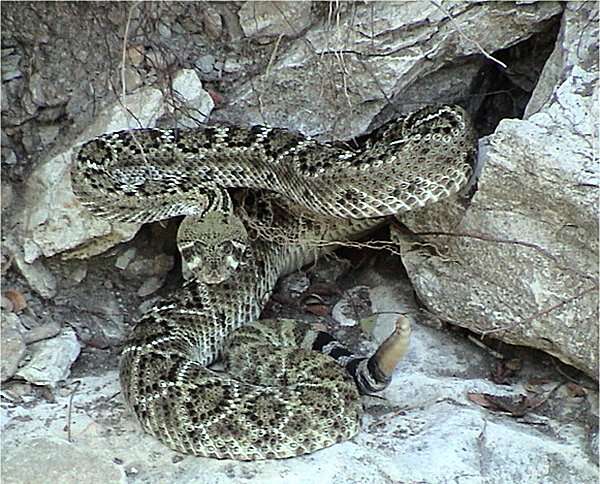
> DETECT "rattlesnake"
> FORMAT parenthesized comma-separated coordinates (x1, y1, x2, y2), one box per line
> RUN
(71, 105, 476, 459)
(73, 105, 475, 284)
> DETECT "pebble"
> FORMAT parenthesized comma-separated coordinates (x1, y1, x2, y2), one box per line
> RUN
(1, 48, 22, 81)
(197, 54, 216, 73)
(65, 263, 88, 286)
(280, 272, 310, 297)
(115, 247, 137, 270)
(203, 7, 223, 38)
(137, 276, 166, 297)
(331, 286, 372, 326)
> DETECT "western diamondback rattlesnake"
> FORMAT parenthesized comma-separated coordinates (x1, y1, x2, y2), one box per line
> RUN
(71, 105, 477, 460)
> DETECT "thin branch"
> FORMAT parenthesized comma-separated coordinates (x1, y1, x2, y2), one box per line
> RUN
(411, 230, 598, 284)
(121, 1, 140, 103)
(66, 380, 81, 443)
(430, 0, 507, 69)
(265, 33, 285, 79)
(118, 1, 151, 163)
(480, 285, 597, 336)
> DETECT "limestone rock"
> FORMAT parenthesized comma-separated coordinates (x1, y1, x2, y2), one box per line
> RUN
(4, 235, 57, 298)
(331, 286, 371, 327)
(16, 328, 81, 386)
(525, 2, 598, 118)
(22, 321, 62, 345)
(21, 86, 164, 263)
(169, 69, 215, 128)
(1, 47, 22, 82)
(20, 69, 215, 264)
(238, 1, 312, 38)
(115, 247, 137, 270)
(395, 1, 598, 377)
(137, 276, 166, 297)
(1, 438, 125, 484)
(1, 313, 26, 382)
(223, 1, 562, 137)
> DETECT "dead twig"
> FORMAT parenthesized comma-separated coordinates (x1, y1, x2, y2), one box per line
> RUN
(66, 380, 82, 443)
(121, 1, 140, 103)
(265, 33, 285, 79)
(467, 335, 505, 359)
(430, 0, 507, 69)
(412, 230, 598, 284)
(481, 286, 597, 336)
(117, 1, 150, 162)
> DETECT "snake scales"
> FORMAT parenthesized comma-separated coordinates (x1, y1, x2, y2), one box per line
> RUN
(71, 104, 476, 459)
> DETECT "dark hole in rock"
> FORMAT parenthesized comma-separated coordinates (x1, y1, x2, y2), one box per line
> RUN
(470, 16, 562, 136)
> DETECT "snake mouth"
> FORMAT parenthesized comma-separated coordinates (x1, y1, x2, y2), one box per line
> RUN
(204, 276, 228, 285)
(201, 269, 232, 285)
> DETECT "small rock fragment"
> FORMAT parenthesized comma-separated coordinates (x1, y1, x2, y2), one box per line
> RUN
(197, 54, 216, 73)
(115, 247, 137, 270)
(64, 262, 88, 286)
(137, 276, 166, 297)
(1, 381, 32, 402)
(170, 69, 215, 127)
(23, 321, 62, 344)
(203, 7, 223, 38)
(1, 47, 22, 81)
(1, 295, 13, 312)
(332, 286, 372, 326)
(280, 272, 310, 297)
(12, 254, 57, 299)
(153, 254, 174, 275)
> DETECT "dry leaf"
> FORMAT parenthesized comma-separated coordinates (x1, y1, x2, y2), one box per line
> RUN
(206, 89, 223, 106)
(4, 289, 27, 313)
(566, 382, 587, 397)
(467, 392, 542, 417)
(467, 392, 497, 409)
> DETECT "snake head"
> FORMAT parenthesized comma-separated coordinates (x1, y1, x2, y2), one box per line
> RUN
(177, 212, 248, 285)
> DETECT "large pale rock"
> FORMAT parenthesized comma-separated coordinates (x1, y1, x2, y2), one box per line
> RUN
(222, 2, 562, 137)
(20, 69, 214, 263)
(395, 1, 598, 377)
(0, 313, 25, 382)
(524, 2, 598, 118)
(15, 328, 81, 386)
(238, 1, 313, 38)
(21, 86, 163, 263)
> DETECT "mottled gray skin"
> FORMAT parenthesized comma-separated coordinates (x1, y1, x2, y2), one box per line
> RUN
(71, 105, 476, 459)
(73, 105, 476, 285)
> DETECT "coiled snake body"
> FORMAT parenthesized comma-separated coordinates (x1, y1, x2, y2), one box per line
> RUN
(71, 105, 476, 459)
